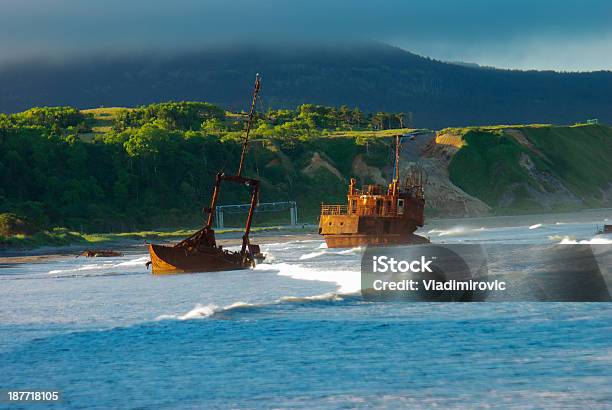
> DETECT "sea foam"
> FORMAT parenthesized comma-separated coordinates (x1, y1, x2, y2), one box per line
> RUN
(255, 262, 360, 294)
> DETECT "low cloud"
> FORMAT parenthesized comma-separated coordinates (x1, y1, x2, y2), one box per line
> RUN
(1, 0, 611, 71)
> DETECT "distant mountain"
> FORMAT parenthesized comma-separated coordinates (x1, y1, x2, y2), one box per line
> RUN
(1, 43, 611, 128)
(447, 61, 487, 69)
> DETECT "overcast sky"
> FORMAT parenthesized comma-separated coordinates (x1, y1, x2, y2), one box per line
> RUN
(1, 0, 611, 71)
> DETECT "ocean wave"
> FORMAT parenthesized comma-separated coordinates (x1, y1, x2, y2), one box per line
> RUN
(155, 291, 352, 321)
(279, 292, 344, 303)
(427, 226, 467, 237)
(156, 261, 361, 321)
(48, 264, 113, 275)
(299, 250, 327, 260)
(558, 236, 612, 244)
(529, 223, 543, 230)
(300, 247, 362, 258)
(335, 247, 362, 255)
(548, 235, 570, 242)
(156, 301, 256, 321)
(48, 255, 149, 276)
(114, 256, 151, 267)
(255, 262, 360, 294)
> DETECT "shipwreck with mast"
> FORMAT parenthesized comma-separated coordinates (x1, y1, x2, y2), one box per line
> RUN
(318, 135, 429, 248)
(147, 74, 264, 274)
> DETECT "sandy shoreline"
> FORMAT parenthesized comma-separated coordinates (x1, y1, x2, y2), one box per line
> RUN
(0, 231, 320, 266)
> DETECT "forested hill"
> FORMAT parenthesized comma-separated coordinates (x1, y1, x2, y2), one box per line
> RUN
(1, 43, 611, 129)
(0, 103, 420, 234)
(1, 103, 611, 240)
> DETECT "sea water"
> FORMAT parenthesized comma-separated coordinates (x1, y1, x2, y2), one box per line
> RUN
(1, 211, 611, 409)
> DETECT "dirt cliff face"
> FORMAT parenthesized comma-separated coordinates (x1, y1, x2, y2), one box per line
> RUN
(342, 132, 491, 217)
(302, 152, 345, 181)
(351, 155, 387, 186)
(287, 125, 611, 219)
(415, 132, 491, 217)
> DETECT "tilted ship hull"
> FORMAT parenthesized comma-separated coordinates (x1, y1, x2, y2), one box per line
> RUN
(146, 75, 264, 274)
(148, 243, 255, 274)
(147, 173, 264, 275)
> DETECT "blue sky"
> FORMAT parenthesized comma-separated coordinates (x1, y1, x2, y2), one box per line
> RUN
(1, 0, 611, 71)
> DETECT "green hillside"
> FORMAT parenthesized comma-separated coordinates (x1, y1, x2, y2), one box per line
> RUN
(446, 124, 612, 212)
(1, 102, 611, 246)
(0, 103, 411, 235)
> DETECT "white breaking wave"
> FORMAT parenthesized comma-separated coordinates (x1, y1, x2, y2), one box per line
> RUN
(156, 301, 255, 321)
(529, 223, 543, 230)
(279, 292, 344, 302)
(256, 262, 360, 294)
(427, 227, 467, 237)
(559, 236, 612, 244)
(156, 258, 362, 321)
(156, 292, 349, 321)
(548, 235, 570, 242)
(114, 256, 151, 267)
(299, 250, 327, 260)
(48, 255, 149, 276)
(318, 242, 328, 249)
(335, 247, 362, 255)
(48, 264, 113, 275)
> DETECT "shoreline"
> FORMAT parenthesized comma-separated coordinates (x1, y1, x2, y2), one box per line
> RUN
(0, 229, 320, 266)
(2, 207, 610, 265)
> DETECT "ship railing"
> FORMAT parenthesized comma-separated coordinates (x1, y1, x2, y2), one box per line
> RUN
(320, 205, 348, 215)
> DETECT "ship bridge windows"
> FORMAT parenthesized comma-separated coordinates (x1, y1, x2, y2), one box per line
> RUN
(397, 199, 405, 215)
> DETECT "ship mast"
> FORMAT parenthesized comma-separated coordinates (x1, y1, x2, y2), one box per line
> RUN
(394, 135, 401, 183)
(237, 73, 261, 177)
(392, 134, 401, 195)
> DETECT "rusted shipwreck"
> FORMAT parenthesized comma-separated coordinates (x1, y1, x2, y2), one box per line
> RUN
(319, 136, 429, 248)
(79, 249, 123, 258)
(147, 75, 265, 274)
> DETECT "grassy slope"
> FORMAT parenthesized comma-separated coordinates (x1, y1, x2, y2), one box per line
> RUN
(80, 107, 127, 141)
(522, 125, 612, 198)
(447, 124, 612, 211)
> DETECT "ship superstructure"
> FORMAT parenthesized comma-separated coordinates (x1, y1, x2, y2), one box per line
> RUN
(319, 136, 428, 248)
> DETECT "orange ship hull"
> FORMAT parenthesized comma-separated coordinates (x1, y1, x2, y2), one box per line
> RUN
(323, 232, 429, 248)
(319, 136, 429, 248)
(318, 161, 428, 249)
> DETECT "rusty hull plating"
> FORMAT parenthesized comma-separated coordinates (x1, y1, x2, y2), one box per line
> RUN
(319, 136, 429, 248)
